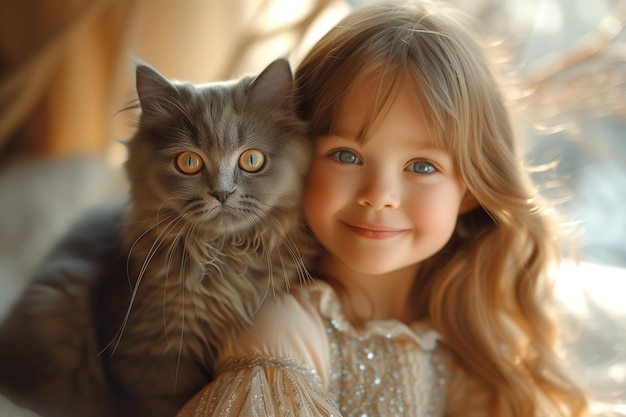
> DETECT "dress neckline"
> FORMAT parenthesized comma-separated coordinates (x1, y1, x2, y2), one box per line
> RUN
(304, 280, 441, 351)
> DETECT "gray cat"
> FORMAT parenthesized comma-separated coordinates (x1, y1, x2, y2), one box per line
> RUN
(0, 58, 315, 417)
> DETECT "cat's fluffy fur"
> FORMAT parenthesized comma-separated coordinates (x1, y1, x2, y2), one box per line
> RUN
(0, 58, 315, 417)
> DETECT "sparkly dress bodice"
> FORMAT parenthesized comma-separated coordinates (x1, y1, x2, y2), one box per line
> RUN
(318, 283, 447, 417)
(324, 317, 446, 417)
(177, 281, 485, 417)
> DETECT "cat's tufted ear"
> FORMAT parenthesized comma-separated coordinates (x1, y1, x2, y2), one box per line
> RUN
(247, 58, 294, 109)
(135, 64, 176, 113)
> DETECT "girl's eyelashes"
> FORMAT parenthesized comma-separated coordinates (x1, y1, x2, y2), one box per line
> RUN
(326, 146, 441, 174)
(406, 160, 438, 174)
(329, 149, 362, 164)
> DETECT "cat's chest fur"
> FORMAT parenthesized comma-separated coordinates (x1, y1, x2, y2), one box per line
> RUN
(117, 206, 297, 359)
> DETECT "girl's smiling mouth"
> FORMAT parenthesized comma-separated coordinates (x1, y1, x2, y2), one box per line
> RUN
(343, 222, 405, 239)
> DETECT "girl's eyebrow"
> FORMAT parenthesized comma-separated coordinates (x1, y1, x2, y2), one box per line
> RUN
(318, 132, 357, 143)
(321, 133, 447, 157)
(325, 128, 357, 139)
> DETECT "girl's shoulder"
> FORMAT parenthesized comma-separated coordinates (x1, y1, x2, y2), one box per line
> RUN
(216, 281, 333, 384)
(216, 280, 447, 385)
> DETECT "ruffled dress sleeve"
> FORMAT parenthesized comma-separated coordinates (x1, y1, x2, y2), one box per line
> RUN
(176, 289, 341, 417)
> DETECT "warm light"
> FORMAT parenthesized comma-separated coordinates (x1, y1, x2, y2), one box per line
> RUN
(555, 261, 626, 315)
(534, 0, 563, 34)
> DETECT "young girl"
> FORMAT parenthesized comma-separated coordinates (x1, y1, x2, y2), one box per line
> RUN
(178, 1, 589, 416)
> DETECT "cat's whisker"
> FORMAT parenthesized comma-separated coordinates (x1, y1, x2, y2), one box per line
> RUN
(243, 209, 297, 294)
(125, 211, 178, 288)
(162, 219, 187, 349)
(189, 227, 205, 324)
(251, 225, 274, 316)
(250, 191, 304, 199)
(99, 214, 181, 355)
(122, 197, 187, 227)
(156, 196, 190, 229)
(173, 224, 191, 395)
(255, 208, 313, 287)
(174, 220, 207, 391)
(94, 213, 187, 358)
(257, 214, 296, 293)
(112, 214, 186, 355)
(136, 215, 185, 287)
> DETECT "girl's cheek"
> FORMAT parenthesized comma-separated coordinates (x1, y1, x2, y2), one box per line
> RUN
(305, 168, 329, 216)
(405, 186, 461, 220)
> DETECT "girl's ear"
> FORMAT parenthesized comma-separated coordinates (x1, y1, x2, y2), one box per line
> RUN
(459, 191, 480, 214)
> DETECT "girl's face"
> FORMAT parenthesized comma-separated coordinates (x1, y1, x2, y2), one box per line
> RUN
(305, 78, 472, 277)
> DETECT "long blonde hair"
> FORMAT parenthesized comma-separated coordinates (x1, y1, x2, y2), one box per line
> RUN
(295, 2, 588, 416)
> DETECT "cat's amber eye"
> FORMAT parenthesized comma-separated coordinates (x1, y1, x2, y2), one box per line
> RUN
(239, 149, 265, 172)
(176, 151, 203, 174)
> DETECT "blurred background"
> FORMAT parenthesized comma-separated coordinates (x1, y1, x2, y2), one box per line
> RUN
(0, 0, 624, 415)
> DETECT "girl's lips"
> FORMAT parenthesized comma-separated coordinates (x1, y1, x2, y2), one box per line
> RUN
(344, 223, 404, 239)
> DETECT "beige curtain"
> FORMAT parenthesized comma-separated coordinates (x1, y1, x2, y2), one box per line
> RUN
(0, 0, 140, 162)
(0, 0, 341, 166)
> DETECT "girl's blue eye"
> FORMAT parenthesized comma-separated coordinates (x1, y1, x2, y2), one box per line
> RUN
(331, 150, 361, 164)
(407, 161, 436, 174)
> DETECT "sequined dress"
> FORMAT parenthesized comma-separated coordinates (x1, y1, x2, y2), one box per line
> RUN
(177, 281, 487, 417)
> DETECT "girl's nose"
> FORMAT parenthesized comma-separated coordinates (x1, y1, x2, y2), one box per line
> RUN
(357, 172, 400, 210)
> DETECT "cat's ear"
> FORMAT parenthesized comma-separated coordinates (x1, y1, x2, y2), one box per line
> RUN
(135, 64, 176, 113)
(247, 58, 294, 109)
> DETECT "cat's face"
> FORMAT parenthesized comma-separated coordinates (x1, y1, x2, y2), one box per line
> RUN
(126, 59, 310, 234)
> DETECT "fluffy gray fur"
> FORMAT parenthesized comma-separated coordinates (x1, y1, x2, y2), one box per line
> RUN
(0, 58, 315, 417)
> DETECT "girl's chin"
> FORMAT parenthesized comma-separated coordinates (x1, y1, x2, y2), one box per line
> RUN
(333, 255, 421, 278)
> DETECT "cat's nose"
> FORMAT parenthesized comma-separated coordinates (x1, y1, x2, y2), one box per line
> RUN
(209, 190, 235, 204)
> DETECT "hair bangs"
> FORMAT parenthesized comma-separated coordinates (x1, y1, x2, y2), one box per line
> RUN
(329, 41, 459, 150)
(338, 61, 406, 143)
